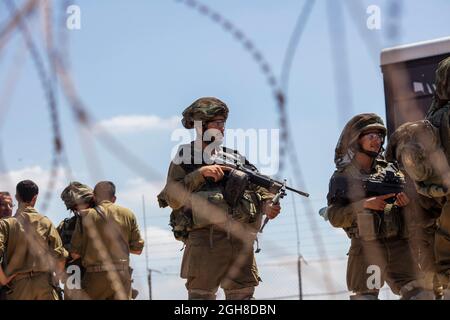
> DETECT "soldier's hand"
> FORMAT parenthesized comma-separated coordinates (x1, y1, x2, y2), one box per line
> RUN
(199, 165, 229, 182)
(394, 192, 410, 207)
(363, 193, 396, 211)
(0, 272, 15, 286)
(263, 201, 281, 219)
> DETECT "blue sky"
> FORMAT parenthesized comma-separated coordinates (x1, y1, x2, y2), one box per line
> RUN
(0, 0, 449, 299)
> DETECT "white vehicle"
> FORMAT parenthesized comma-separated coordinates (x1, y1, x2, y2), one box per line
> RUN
(381, 36, 450, 135)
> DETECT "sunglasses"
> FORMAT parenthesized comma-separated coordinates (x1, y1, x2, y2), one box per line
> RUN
(362, 132, 384, 141)
(207, 120, 226, 128)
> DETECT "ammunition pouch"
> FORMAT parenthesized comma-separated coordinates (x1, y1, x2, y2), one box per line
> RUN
(356, 211, 379, 241)
(223, 170, 260, 224)
(356, 206, 404, 241)
(224, 169, 248, 207)
(170, 169, 262, 240)
(382, 204, 404, 238)
(191, 189, 230, 228)
(231, 191, 260, 224)
(169, 208, 193, 242)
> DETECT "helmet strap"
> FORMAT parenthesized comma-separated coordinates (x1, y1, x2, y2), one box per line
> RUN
(357, 143, 380, 158)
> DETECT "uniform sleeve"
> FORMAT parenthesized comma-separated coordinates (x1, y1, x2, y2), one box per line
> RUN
(128, 212, 144, 252)
(0, 221, 8, 264)
(47, 222, 68, 260)
(327, 200, 365, 228)
(326, 173, 365, 228)
(158, 162, 205, 210)
(70, 217, 83, 255)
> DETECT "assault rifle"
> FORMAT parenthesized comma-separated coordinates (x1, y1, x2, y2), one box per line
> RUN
(211, 153, 309, 232)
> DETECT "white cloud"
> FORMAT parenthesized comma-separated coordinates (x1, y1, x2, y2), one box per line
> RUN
(95, 115, 182, 133)
(116, 177, 165, 210)
(0, 165, 75, 222)
(0, 165, 68, 196)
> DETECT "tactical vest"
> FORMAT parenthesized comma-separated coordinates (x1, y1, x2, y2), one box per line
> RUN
(57, 215, 80, 251)
(57, 215, 85, 276)
(329, 160, 407, 241)
(168, 143, 262, 242)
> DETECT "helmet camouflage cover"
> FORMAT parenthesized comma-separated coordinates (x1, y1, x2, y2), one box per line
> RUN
(60, 181, 94, 211)
(386, 120, 450, 197)
(436, 56, 450, 101)
(181, 97, 229, 129)
(334, 113, 387, 169)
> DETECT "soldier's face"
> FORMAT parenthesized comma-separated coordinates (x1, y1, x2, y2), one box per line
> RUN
(359, 131, 383, 153)
(0, 195, 13, 217)
(202, 116, 225, 145)
(206, 116, 226, 135)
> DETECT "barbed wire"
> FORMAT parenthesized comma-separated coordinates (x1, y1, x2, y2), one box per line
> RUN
(4, 0, 64, 214)
(173, 0, 288, 172)
(0, 0, 428, 301)
(0, 0, 38, 55)
(175, 0, 342, 295)
(326, 0, 354, 126)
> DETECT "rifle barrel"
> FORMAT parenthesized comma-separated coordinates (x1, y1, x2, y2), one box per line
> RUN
(286, 186, 309, 197)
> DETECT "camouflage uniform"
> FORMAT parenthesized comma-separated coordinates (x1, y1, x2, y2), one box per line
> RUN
(58, 182, 94, 300)
(417, 56, 450, 295)
(70, 200, 144, 300)
(386, 120, 449, 297)
(327, 114, 427, 299)
(158, 97, 274, 300)
(0, 192, 13, 300)
(0, 207, 68, 300)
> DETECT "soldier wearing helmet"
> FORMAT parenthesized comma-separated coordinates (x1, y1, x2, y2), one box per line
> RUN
(69, 181, 144, 300)
(57, 182, 95, 300)
(386, 120, 450, 299)
(427, 56, 450, 128)
(158, 97, 281, 300)
(326, 113, 431, 300)
(423, 56, 450, 298)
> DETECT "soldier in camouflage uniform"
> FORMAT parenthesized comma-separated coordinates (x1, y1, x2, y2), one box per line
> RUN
(326, 114, 431, 299)
(0, 180, 68, 300)
(426, 56, 450, 129)
(70, 181, 144, 300)
(386, 120, 449, 298)
(0, 192, 13, 300)
(0, 192, 13, 219)
(421, 56, 450, 298)
(58, 181, 95, 300)
(157, 97, 281, 300)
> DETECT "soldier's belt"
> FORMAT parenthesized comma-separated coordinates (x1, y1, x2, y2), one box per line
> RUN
(85, 263, 128, 273)
(10, 271, 47, 284)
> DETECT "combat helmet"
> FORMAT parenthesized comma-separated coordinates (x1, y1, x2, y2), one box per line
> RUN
(181, 97, 229, 129)
(335, 113, 387, 169)
(61, 181, 94, 211)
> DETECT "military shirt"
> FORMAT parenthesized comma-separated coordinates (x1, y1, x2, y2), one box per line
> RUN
(158, 142, 273, 210)
(0, 207, 67, 277)
(327, 159, 406, 239)
(70, 201, 144, 267)
(327, 160, 368, 229)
